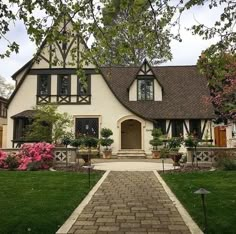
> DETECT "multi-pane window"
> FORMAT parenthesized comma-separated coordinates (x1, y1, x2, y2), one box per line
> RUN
(154, 120, 166, 135)
(0, 102, 7, 118)
(75, 118, 99, 138)
(189, 119, 201, 138)
(58, 75, 70, 95)
(172, 120, 183, 137)
(78, 75, 91, 95)
(137, 79, 154, 100)
(38, 75, 50, 95)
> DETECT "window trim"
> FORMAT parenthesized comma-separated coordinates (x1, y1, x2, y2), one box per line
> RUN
(57, 74, 71, 96)
(37, 74, 51, 95)
(75, 117, 99, 138)
(137, 77, 154, 101)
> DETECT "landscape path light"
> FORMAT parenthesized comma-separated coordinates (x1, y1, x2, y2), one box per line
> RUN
(82, 165, 95, 188)
(194, 188, 211, 233)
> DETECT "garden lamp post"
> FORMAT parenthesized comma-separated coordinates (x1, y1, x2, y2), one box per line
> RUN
(83, 165, 94, 188)
(162, 159, 165, 173)
(194, 188, 210, 233)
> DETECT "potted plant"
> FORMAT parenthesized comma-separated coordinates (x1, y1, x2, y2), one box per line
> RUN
(149, 128, 163, 159)
(82, 136, 98, 165)
(100, 128, 114, 159)
(167, 137, 182, 166)
(70, 138, 84, 166)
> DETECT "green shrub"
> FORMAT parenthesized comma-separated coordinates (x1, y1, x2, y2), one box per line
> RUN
(149, 128, 163, 150)
(5, 153, 19, 170)
(83, 136, 98, 148)
(100, 128, 113, 138)
(100, 128, 114, 150)
(70, 138, 84, 148)
(216, 152, 236, 171)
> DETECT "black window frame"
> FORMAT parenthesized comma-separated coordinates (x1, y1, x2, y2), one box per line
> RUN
(189, 119, 202, 139)
(77, 75, 91, 95)
(57, 74, 71, 96)
(37, 74, 51, 95)
(137, 76, 154, 101)
(172, 120, 184, 137)
(75, 118, 99, 138)
(153, 120, 166, 135)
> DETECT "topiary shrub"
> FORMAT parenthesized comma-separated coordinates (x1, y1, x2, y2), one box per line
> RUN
(100, 128, 114, 150)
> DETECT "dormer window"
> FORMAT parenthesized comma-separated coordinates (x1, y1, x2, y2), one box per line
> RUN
(137, 78, 154, 101)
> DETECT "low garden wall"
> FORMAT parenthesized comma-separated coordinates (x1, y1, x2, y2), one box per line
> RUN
(186, 147, 236, 166)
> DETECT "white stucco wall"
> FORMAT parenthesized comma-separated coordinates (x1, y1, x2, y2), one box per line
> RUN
(7, 72, 153, 154)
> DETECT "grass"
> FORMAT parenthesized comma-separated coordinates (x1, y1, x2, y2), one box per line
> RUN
(0, 171, 102, 234)
(161, 171, 236, 234)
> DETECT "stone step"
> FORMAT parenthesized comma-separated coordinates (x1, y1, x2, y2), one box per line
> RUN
(117, 150, 146, 159)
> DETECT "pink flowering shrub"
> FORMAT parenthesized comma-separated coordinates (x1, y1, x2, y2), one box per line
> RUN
(18, 143, 55, 171)
(0, 151, 8, 168)
(0, 143, 55, 171)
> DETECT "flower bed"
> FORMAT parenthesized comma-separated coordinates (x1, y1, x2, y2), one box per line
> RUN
(0, 142, 54, 171)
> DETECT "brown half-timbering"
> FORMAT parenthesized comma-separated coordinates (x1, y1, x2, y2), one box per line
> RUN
(166, 120, 172, 135)
(200, 120, 208, 139)
(183, 120, 190, 135)
(0, 126, 3, 148)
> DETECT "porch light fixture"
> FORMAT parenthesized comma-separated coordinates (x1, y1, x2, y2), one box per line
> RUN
(194, 188, 211, 233)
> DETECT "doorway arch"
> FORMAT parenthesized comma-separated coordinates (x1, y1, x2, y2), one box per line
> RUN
(121, 119, 141, 149)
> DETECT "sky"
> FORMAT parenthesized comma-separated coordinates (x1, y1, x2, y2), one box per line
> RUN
(0, 3, 222, 83)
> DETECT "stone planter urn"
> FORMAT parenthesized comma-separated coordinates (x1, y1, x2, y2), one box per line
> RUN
(169, 152, 182, 166)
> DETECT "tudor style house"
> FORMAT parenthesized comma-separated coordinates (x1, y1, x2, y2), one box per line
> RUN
(6, 19, 234, 154)
(0, 96, 7, 148)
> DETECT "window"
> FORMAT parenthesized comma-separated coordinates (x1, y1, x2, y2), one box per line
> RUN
(78, 75, 91, 95)
(75, 118, 99, 138)
(189, 119, 201, 138)
(154, 120, 166, 134)
(38, 75, 51, 95)
(137, 78, 154, 100)
(0, 102, 7, 118)
(58, 75, 70, 95)
(172, 120, 183, 137)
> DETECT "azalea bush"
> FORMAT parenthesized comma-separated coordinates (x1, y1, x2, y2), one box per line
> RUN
(0, 143, 55, 171)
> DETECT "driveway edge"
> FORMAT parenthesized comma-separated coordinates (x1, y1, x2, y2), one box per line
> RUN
(56, 170, 110, 234)
(153, 170, 203, 234)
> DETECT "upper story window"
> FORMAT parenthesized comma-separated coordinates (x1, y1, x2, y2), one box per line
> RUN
(38, 75, 51, 95)
(58, 75, 70, 95)
(137, 78, 154, 101)
(78, 75, 91, 95)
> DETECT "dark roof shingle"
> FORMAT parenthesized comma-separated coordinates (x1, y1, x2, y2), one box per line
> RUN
(101, 66, 215, 120)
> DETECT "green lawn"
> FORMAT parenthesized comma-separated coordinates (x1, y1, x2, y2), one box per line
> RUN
(161, 171, 236, 234)
(0, 171, 102, 234)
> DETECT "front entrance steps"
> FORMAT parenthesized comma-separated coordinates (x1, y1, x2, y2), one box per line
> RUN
(117, 149, 146, 159)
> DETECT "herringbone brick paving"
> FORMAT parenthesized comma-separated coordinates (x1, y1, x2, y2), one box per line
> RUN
(68, 171, 191, 234)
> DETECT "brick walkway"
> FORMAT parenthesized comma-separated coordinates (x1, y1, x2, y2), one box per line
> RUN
(68, 171, 191, 234)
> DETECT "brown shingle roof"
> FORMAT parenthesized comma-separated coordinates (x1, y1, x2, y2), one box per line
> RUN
(11, 110, 36, 119)
(101, 66, 215, 120)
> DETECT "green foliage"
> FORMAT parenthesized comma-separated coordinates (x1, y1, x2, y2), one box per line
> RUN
(83, 136, 98, 148)
(184, 134, 199, 148)
(5, 153, 19, 170)
(25, 104, 72, 144)
(100, 128, 114, 150)
(149, 128, 163, 150)
(160, 147, 170, 158)
(167, 137, 182, 151)
(216, 152, 236, 171)
(100, 128, 113, 138)
(70, 138, 84, 148)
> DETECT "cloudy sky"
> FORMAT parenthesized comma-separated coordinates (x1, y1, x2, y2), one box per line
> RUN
(0, 4, 222, 82)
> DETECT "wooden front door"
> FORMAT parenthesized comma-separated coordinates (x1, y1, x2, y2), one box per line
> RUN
(0, 126, 3, 148)
(214, 126, 227, 147)
(121, 119, 141, 149)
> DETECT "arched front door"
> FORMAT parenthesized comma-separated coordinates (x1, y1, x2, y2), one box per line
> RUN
(121, 119, 141, 149)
